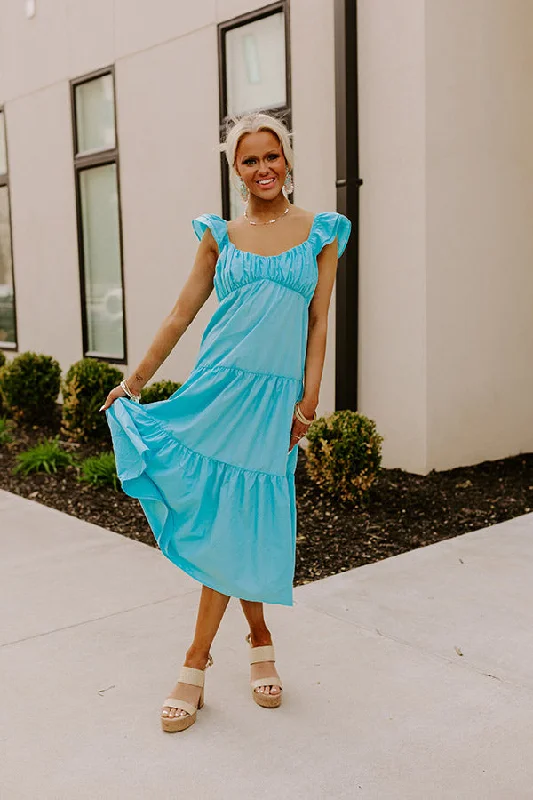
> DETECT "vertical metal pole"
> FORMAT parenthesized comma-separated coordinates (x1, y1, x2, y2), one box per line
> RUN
(334, 0, 361, 410)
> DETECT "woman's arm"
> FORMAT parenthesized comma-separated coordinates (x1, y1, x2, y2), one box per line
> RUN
(301, 239, 339, 414)
(100, 229, 218, 410)
(288, 238, 339, 449)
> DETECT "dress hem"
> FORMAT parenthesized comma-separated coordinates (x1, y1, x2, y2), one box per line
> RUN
(121, 474, 294, 606)
(160, 550, 294, 607)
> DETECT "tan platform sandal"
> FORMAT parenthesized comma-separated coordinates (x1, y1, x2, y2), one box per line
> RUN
(161, 653, 213, 733)
(245, 633, 283, 708)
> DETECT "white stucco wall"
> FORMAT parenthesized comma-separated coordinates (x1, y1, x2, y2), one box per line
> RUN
(357, 0, 533, 473)
(425, 0, 533, 470)
(357, 0, 427, 474)
(3, 0, 531, 473)
(0, 0, 340, 414)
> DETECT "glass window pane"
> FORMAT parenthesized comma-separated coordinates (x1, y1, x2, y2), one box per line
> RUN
(79, 164, 123, 358)
(75, 74, 116, 155)
(0, 111, 7, 175)
(0, 187, 16, 345)
(226, 12, 286, 116)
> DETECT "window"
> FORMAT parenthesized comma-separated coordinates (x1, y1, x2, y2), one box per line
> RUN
(71, 68, 126, 362)
(218, 1, 292, 220)
(0, 108, 17, 349)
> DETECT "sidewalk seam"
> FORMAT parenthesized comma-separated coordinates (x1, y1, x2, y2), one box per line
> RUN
(0, 588, 200, 649)
(294, 599, 533, 696)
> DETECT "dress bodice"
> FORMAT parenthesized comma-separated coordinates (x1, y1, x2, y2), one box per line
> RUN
(192, 211, 351, 304)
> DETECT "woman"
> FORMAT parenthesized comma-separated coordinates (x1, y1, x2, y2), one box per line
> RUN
(100, 111, 351, 733)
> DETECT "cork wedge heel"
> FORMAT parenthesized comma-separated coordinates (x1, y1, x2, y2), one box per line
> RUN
(161, 653, 213, 733)
(245, 633, 283, 708)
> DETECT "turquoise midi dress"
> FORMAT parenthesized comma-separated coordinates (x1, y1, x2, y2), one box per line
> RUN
(106, 211, 351, 606)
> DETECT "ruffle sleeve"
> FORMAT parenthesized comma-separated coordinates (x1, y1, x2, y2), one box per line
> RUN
(192, 213, 229, 251)
(309, 212, 352, 259)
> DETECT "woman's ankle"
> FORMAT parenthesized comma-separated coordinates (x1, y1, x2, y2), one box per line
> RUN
(184, 645, 211, 670)
(248, 629, 273, 648)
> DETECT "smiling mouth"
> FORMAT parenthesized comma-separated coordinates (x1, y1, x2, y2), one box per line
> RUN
(256, 177, 276, 186)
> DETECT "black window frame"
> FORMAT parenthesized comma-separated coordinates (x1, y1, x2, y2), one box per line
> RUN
(0, 106, 18, 352)
(218, 0, 292, 220)
(70, 66, 128, 364)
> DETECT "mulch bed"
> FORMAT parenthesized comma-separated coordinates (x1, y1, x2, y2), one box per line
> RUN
(1, 412, 532, 587)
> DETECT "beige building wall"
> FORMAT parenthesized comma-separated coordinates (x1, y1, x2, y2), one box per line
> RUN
(2, 0, 532, 474)
(425, 0, 533, 471)
(357, 0, 427, 474)
(357, 0, 533, 473)
(0, 0, 340, 413)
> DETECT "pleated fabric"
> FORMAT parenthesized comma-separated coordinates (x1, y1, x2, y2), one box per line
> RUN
(106, 211, 352, 605)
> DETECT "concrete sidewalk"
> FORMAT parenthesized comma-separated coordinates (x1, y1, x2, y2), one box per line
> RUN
(1, 488, 532, 799)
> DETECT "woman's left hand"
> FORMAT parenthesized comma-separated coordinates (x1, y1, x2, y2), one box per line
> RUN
(288, 401, 316, 452)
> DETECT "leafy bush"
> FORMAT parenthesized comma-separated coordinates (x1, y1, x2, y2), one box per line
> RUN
(0, 417, 13, 445)
(61, 358, 123, 443)
(305, 410, 384, 505)
(13, 436, 75, 476)
(1, 352, 61, 424)
(141, 379, 181, 404)
(78, 452, 119, 491)
(0, 359, 7, 417)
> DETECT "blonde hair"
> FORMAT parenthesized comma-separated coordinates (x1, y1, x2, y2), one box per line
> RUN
(218, 111, 294, 196)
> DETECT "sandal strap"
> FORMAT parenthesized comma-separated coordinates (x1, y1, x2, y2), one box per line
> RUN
(162, 698, 197, 716)
(251, 677, 283, 690)
(249, 644, 275, 664)
(178, 666, 206, 687)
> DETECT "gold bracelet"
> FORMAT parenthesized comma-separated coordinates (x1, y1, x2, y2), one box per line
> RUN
(121, 378, 141, 403)
(294, 402, 316, 425)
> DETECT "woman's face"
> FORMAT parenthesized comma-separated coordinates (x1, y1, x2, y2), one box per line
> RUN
(235, 130, 287, 200)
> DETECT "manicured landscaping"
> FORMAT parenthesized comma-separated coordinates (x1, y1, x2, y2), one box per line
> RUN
(1, 407, 531, 587)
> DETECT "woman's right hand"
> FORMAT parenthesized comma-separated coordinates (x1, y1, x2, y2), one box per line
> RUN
(99, 385, 129, 413)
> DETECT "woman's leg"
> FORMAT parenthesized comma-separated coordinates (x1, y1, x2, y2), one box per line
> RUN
(163, 585, 230, 719)
(239, 599, 281, 697)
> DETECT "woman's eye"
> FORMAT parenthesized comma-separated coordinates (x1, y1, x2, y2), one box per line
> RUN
(243, 154, 278, 165)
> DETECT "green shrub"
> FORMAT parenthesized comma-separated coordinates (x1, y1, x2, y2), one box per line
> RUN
(141, 379, 181, 404)
(0, 351, 5, 368)
(0, 417, 13, 445)
(305, 410, 384, 505)
(78, 452, 119, 491)
(1, 352, 61, 424)
(0, 360, 7, 417)
(13, 436, 75, 476)
(61, 358, 123, 443)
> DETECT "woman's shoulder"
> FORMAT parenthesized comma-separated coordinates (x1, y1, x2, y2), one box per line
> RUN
(290, 205, 314, 218)
(312, 209, 350, 223)
(191, 213, 228, 247)
(308, 210, 352, 258)
(194, 212, 227, 224)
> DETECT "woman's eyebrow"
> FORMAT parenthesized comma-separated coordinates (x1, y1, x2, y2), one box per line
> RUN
(241, 150, 279, 159)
